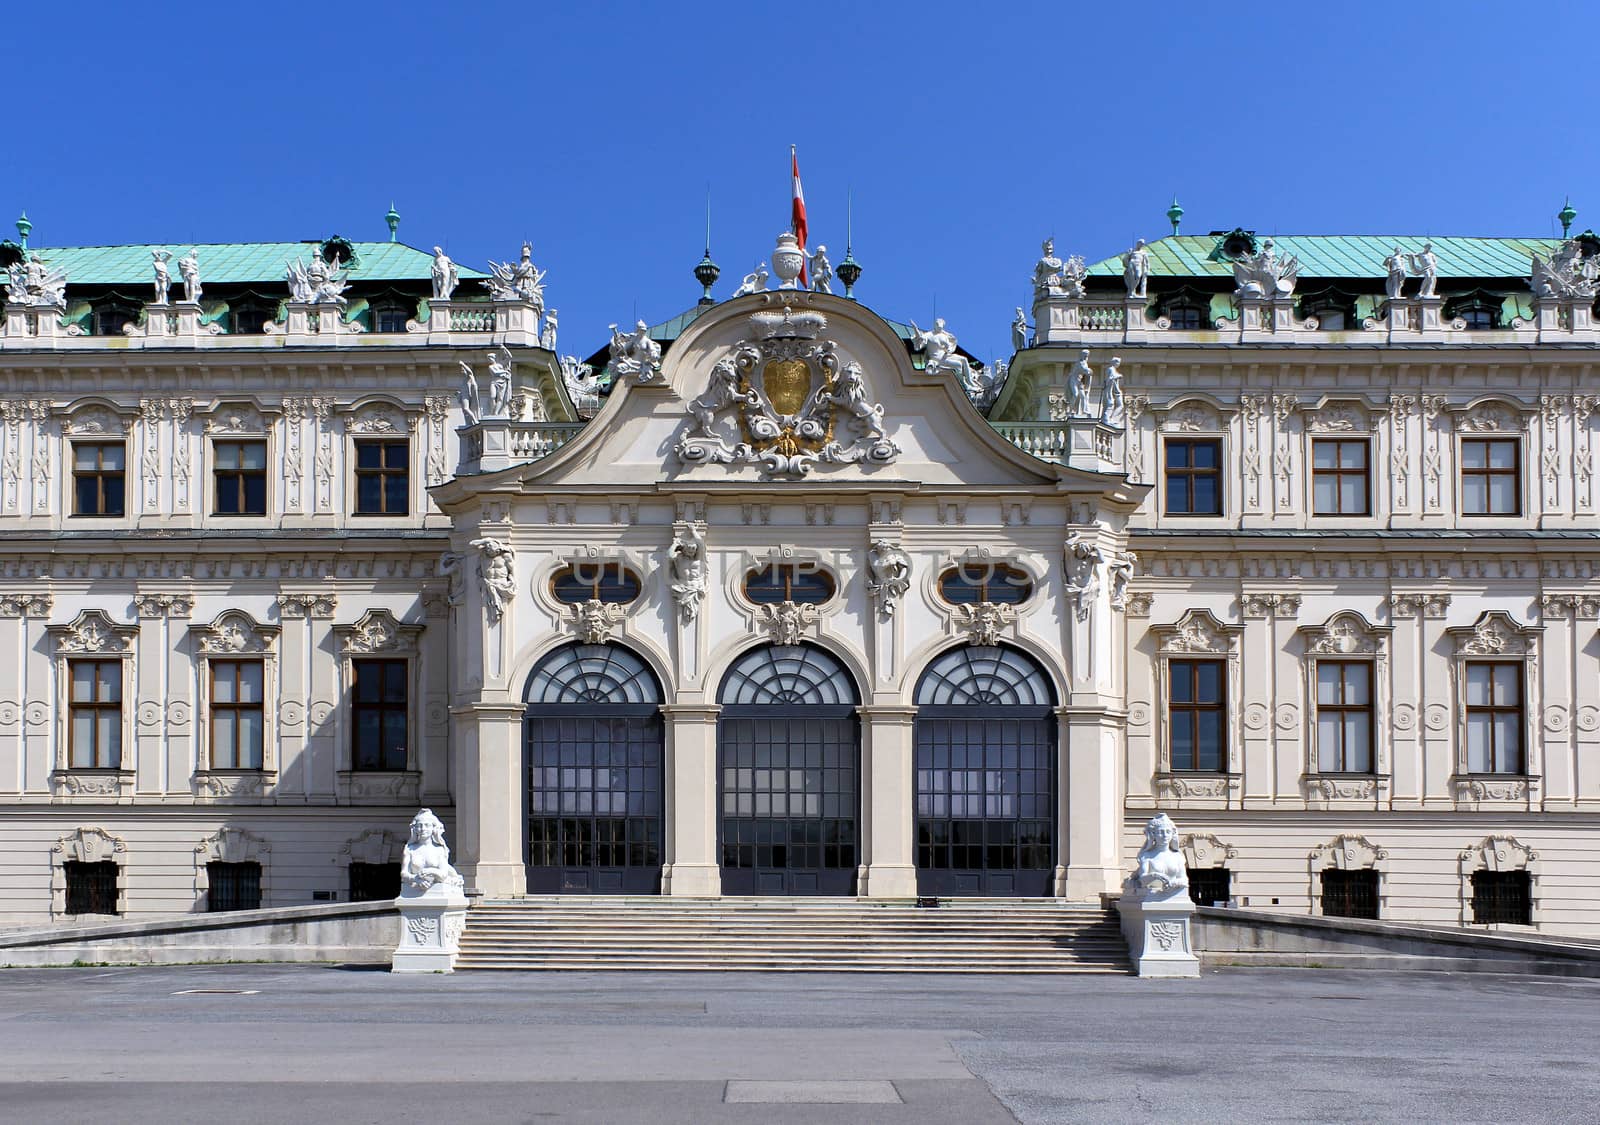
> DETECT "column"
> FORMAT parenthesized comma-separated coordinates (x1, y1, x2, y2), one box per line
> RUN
(661, 704, 720, 896)
(452, 700, 525, 897)
(859, 705, 917, 898)
(1058, 706, 1123, 900)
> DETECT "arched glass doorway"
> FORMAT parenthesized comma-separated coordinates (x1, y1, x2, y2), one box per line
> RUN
(523, 643, 663, 894)
(717, 644, 860, 896)
(914, 645, 1057, 897)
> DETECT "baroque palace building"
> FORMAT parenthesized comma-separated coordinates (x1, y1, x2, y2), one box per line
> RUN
(0, 208, 1596, 934)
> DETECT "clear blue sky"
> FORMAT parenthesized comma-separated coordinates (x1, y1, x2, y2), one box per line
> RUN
(12, 0, 1599, 361)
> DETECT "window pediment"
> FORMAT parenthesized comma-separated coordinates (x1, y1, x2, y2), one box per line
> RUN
(1459, 834, 1535, 871)
(335, 608, 421, 656)
(64, 404, 132, 436)
(1299, 611, 1389, 656)
(49, 609, 136, 655)
(205, 403, 269, 435)
(1310, 833, 1387, 870)
(1151, 608, 1241, 655)
(191, 610, 278, 655)
(1450, 398, 1530, 434)
(1446, 611, 1538, 657)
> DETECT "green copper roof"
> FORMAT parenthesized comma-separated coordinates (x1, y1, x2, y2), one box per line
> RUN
(24, 241, 485, 286)
(1085, 235, 1564, 280)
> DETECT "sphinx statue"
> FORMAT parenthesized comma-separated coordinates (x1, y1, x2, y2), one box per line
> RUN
(400, 807, 465, 894)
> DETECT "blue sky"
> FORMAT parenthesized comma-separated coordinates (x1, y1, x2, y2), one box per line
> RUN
(12, 1, 1599, 361)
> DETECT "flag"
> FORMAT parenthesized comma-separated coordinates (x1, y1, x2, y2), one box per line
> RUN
(791, 145, 809, 287)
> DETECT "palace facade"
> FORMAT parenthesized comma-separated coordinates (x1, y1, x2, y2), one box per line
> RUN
(1, 214, 1595, 935)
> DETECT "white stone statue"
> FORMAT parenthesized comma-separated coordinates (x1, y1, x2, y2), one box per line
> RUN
(541, 307, 558, 350)
(178, 249, 201, 303)
(1064, 533, 1104, 621)
(470, 537, 516, 622)
(457, 360, 481, 425)
(689, 356, 758, 438)
(286, 253, 349, 307)
(1100, 355, 1125, 427)
(809, 245, 833, 294)
(668, 524, 708, 621)
(1128, 812, 1189, 900)
(866, 539, 911, 616)
(6, 253, 67, 308)
(1011, 307, 1028, 352)
(909, 317, 975, 390)
(1232, 237, 1299, 299)
(487, 243, 546, 310)
(486, 345, 515, 417)
(1107, 552, 1135, 610)
(1060, 254, 1088, 298)
(608, 320, 662, 383)
(431, 246, 458, 300)
(1068, 349, 1094, 417)
(560, 354, 603, 419)
(820, 360, 890, 441)
(1032, 238, 1064, 296)
(734, 263, 770, 296)
(1383, 246, 1407, 301)
(1407, 242, 1438, 299)
(151, 250, 172, 304)
(1122, 239, 1149, 299)
(400, 808, 465, 892)
(1530, 239, 1598, 300)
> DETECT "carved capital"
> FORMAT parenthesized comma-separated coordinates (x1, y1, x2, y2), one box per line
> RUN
(0, 592, 52, 617)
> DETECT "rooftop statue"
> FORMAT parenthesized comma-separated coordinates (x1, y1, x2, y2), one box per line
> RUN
(1530, 238, 1599, 300)
(431, 246, 459, 301)
(285, 251, 350, 307)
(400, 808, 464, 893)
(1127, 812, 1189, 901)
(1409, 241, 1439, 298)
(178, 249, 201, 304)
(1011, 307, 1028, 352)
(1032, 238, 1064, 296)
(1100, 355, 1126, 428)
(1060, 253, 1088, 299)
(809, 244, 834, 294)
(608, 320, 663, 383)
(5, 253, 68, 308)
(487, 243, 546, 310)
(1068, 349, 1094, 418)
(1383, 246, 1407, 301)
(151, 249, 172, 304)
(560, 354, 603, 419)
(910, 317, 977, 393)
(1232, 237, 1299, 299)
(541, 307, 558, 350)
(734, 262, 770, 296)
(1122, 239, 1150, 299)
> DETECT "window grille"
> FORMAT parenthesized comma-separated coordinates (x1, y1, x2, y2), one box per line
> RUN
(64, 860, 119, 915)
(1470, 870, 1532, 926)
(348, 862, 402, 903)
(1187, 867, 1232, 907)
(206, 861, 262, 912)
(1320, 868, 1379, 919)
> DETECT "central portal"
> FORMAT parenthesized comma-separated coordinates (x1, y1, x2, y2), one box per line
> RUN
(717, 644, 860, 896)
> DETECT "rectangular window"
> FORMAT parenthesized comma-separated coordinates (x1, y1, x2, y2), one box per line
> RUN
(1461, 438, 1520, 516)
(213, 440, 268, 516)
(1187, 867, 1232, 907)
(1465, 662, 1523, 774)
(210, 660, 265, 770)
(206, 861, 262, 911)
(348, 862, 402, 902)
(1164, 439, 1223, 516)
(1315, 662, 1373, 773)
(1168, 659, 1225, 772)
(64, 861, 120, 915)
(68, 659, 122, 769)
(1311, 439, 1370, 516)
(353, 439, 409, 516)
(374, 307, 409, 334)
(72, 442, 126, 517)
(352, 658, 408, 771)
(1470, 870, 1532, 925)
(1320, 868, 1380, 919)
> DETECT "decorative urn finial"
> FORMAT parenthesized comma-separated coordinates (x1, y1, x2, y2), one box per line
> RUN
(1559, 197, 1577, 238)
(16, 212, 31, 250)
(1166, 197, 1184, 235)
(385, 202, 401, 242)
(694, 248, 720, 303)
(771, 231, 805, 289)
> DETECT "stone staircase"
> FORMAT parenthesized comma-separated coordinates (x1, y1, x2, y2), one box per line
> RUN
(455, 896, 1131, 973)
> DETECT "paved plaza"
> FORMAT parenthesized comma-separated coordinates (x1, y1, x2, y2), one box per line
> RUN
(0, 963, 1594, 1123)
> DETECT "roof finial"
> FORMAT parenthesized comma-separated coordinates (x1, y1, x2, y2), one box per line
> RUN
(1166, 196, 1184, 236)
(16, 212, 31, 250)
(694, 187, 720, 303)
(384, 202, 401, 242)
(1559, 197, 1577, 239)
(837, 189, 862, 300)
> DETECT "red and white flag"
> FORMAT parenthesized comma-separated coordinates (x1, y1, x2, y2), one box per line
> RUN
(791, 145, 809, 287)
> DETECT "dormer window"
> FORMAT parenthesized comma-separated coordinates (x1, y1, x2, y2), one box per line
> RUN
(1166, 303, 1204, 330)
(228, 298, 277, 335)
(1298, 289, 1357, 332)
(372, 302, 410, 334)
(1444, 294, 1500, 331)
(91, 301, 139, 336)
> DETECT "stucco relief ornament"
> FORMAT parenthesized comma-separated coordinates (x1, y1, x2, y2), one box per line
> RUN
(400, 809, 465, 893)
(1126, 814, 1189, 901)
(1530, 239, 1600, 299)
(760, 601, 818, 645)
(471, 538, 516, 622)
(608, 320, 662, 384)
(1232, 238, 1300, 299)
(487, 243, 546, 309)
(1064, 534, 1104, 622)
(865, 539, 911, 617)
(674, 308, 899, 477)
(5, 253, 68, 308)
(667, 525, 708, 621)
(955, 601, 1016, 646)
(572, 599, 625, 644)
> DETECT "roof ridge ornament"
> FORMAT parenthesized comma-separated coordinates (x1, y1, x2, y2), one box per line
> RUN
(751, 305, 826, 340)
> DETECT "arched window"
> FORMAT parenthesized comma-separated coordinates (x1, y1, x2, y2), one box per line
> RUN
(937, 562, 1033, 606)
(549, 562, 643, 605)
(742, 563, 836, 605)
(523, 643, 663, 894)
(913, 645, 1057, 897)
(717, 644, 859, 895)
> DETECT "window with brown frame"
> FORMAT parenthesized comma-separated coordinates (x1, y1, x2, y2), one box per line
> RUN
(72, 442, 126, 517)
(353, 439, 409, 516)
(1465, 662, 1523, 774)
(1311, 439, 1370, 516)
(1168, 659, 1225, 772)
(352, 658, 408, 771)
(550, 562, 644, 604)
(1315, 661, 1373, 772)
(1164, 438, 1223, 516)
(68, 659, 122, 769)
(213, 440, 268, 516)
(1460, 438, 1520, 516)
(936, 562, 1034, 605)
(742, 563, 837, 605)
(210, 660, 265, 770)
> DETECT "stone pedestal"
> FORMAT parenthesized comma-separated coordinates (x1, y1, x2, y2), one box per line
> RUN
(1117, 889, 1200, 978)
(173, 301, 205, 336)
(494, 299, 543, 345)
(143, 303, 172, 338)
(1535, 297, 1597, 341)
(392, 883, 469, 973)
